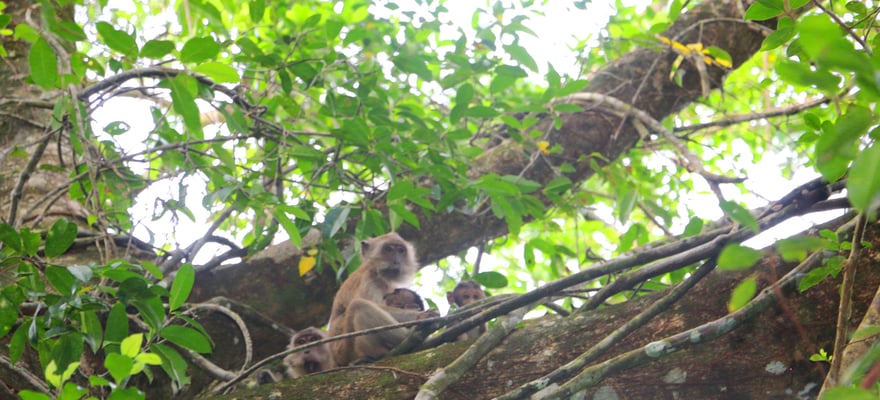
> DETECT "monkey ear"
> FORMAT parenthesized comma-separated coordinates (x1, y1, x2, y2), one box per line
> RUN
(361, 240, 370, 255)
(446, 291, 455, 306)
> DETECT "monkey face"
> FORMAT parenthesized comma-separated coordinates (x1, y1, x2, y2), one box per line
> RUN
(384, 288, 425, 311)
(455, 288, 484, 306)
(286, 328, 333, 376)
(293, 333, 322, 346)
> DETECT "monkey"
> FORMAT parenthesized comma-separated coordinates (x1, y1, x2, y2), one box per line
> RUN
(383, 288, 425, 311)
(446, 280, 488, 341)
(283, 327, 337, 378)
(251, 368, 281, 386)
(328, 232, 438, 365)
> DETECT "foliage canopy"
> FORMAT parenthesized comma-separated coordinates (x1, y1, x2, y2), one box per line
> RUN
(1, 0, 879, 398)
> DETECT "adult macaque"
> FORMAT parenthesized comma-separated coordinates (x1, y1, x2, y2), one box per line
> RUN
(446, 280, 488, 341)
(383, 288, 425, 311)
(283, 327, 337, 378)
(328, 232, 438, 365)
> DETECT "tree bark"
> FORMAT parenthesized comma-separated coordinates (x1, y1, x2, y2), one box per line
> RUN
(215, 220, 878, 400)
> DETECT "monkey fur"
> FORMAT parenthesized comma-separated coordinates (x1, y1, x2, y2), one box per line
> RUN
(446, 280, 488, 341)
(384, 287, 425, 311)
(283, 326, 337, 378)
(328, 232, 437, 365)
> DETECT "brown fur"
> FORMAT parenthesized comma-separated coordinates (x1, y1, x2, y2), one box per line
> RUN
(283, 327, 337, 378)
(328, 232, 434, 365)
(446, 280, 487, 341)
(384, 288, 425, 311)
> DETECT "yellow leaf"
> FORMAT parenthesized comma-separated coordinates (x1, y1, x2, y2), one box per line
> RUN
(671, 41, 690, 55)
(686, 42, 703, 52)
(537, 140, 550, 154)
(298, 255, 317, 276)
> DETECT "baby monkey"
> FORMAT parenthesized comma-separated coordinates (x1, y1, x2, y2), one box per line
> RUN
(283, 327, 337, 378)
(446, 280, 487, 341)
(384, 288, 425, 311)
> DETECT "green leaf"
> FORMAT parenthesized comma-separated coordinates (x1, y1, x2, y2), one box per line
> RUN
(45, 265, 76, 295)
(105, 352, 134, 384)
(166, 75, 204, 139)
(490, 74, 517, 94)
(473, 271, 508, 288)
(28, 38, 58, 89)
(273, 207, 303, 247)
(249, 0, 266, 22)
(159, 325, 212, 353)
(682, 217, 704, 237)
(51, 333, 83, 380)
(553, 104, 583, 113)
(108, 387, 145, 400)
(815, 105, 871, 181)
(392, 55, 432, 81)
(105, 302, 130, 346)
(59, 382, 88, 400)
(718, 244, 762, 271)
(728, 275, 757, 312)
(132, 297, 165, 333)
(193, 62, 240, 83)
(543, 176, 572, 201)
(504, 44, 538, 72)
(821, 387, 877, 400)
(9, 325, 28, 364)
(744, 2, 781, 20)
(463, 106, 500, 118)
(142, 261, 164, 280)
(95, 21, 138, 57)
(0, 223, 21, 253)
(322, 207, 351, 239)
(19, 391, 53, 400)
(776, 237, 828, 262)
(169, 263, 195, 312)
(616, 186, 637, 224)
(775, 60, 841, 92)
(140, 40, 175, 59)
(719, 201, 759, 233)
(44, 359, 80, 389)
(847, 143, 880, 215)
(81, 310, 103, 353)
(389, 204, 420, 230)
(455, 83, 474, 108)
(45, 218, 77, 258)
(121, 333, 143, 357)
(179, 36, 220, 64)
(0, 296, 17, 338)
(20, 228, 40, 256)
(136, 352, 163, 366)
(151, 343, 191, 391)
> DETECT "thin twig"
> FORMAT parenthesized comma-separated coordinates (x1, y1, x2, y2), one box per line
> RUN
(822, 213, 868, 391)
(8, 128, 56, 226)
(183, 303, 253, 373)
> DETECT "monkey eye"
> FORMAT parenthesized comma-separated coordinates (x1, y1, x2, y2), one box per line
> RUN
(383, 244, 406, 254)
